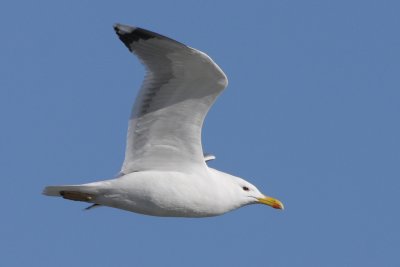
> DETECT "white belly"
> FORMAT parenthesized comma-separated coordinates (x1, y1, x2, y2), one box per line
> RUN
(94, 171, 235, 217)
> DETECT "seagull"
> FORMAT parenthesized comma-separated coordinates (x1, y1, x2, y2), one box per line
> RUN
(43, 24, 284, 217)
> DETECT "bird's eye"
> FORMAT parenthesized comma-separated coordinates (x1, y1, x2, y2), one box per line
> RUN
(242, 186, 249, 191)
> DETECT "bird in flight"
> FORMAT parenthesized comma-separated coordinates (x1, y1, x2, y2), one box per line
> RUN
(43, 24, 284, 217)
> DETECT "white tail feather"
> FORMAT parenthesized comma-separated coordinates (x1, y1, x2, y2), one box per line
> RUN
(42, 184, 99, 197)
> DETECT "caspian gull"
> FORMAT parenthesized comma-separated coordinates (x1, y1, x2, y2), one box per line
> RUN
(43, 24, 284, 217)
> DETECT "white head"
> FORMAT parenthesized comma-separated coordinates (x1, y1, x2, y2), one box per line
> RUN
(229, 176, 284, 210)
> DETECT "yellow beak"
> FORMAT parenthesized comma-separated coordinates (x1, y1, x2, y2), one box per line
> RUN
(257, 195, 284, 210)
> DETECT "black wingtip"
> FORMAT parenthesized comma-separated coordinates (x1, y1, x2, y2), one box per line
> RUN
(113, 23, 186, 50)
(114, 23, 158, 51)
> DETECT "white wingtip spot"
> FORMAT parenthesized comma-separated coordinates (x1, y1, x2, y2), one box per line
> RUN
(114, 23, 137, 34)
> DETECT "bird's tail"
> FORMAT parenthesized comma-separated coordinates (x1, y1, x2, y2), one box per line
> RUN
(42, 184, 99, 202)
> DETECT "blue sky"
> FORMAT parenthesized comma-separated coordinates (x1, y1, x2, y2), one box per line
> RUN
(1, 0, 399, 266)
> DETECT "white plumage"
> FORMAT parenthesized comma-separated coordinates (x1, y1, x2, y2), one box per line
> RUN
(43, 24, 283, 217)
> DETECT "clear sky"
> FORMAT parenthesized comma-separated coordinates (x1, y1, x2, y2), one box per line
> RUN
(1, 0, 399, 266)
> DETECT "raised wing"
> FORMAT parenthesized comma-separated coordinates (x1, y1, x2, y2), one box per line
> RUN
(114, 24, 228, 174)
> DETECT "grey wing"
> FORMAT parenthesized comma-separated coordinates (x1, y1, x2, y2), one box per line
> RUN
(114, 24, 228, 174)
